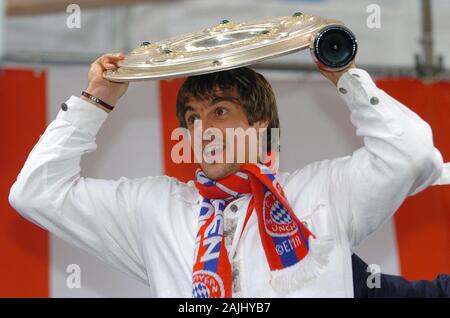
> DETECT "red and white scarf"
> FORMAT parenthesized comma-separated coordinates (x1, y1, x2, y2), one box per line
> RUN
(192, 163, 332, 297)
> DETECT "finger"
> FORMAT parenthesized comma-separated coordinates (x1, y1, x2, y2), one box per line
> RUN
(103, 62, 118, 69)
(101, 57, 125, 69)
(92, 54, 121, 69)
(98, 59, 120, 71)
(99, 53, 125, 63)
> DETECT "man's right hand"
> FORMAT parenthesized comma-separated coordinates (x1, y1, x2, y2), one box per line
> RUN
(81, 53, 129, 112)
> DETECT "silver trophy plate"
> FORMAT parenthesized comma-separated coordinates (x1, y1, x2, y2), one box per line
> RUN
(104, 13, 353, 82)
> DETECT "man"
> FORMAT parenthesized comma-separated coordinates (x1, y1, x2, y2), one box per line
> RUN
(9, 52, 444, 297)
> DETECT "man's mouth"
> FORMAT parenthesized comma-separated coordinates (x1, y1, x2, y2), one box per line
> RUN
(203, 143, 225, 162)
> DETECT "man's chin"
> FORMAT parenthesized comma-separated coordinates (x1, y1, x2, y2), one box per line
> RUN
(202, 162, 240, 180)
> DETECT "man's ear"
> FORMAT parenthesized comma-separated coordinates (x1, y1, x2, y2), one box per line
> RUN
(254, 118, 270, 130)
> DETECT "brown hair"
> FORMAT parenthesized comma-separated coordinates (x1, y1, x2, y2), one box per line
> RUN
(175, 67, 280, 151)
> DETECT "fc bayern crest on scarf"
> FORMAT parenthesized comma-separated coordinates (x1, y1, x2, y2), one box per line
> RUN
(192, 163, 333, 297)
(192, 270, 225, 298)
(263, 192, 298, 237)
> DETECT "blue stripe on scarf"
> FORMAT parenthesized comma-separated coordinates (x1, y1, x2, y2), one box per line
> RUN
(203, 252, 220, 272)
(199, 199, 212, 217)
(201, 199, 224, 273)
(272, 236, 300, 267)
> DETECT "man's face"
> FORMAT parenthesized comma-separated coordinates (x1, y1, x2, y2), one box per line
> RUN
(184, 87, 268, 180)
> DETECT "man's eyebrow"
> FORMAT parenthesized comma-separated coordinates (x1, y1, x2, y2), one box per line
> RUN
(183, 95, 240, 117)
(184, 105, 194, 113)
(183, 105, 195, 117)
(208, 96, 240, 106)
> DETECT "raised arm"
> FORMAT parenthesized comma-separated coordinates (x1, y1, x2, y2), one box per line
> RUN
(321, 64, 443, 246)
(8, 54, 150, 283)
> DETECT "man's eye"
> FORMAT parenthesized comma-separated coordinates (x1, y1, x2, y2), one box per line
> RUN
(187, 114, 200, 125)
(215, 107, 228, 117)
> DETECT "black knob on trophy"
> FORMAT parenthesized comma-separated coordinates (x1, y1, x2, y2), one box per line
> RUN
(311, 25, 357, 71)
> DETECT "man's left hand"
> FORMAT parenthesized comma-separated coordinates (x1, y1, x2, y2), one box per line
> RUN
(318, 62, 357, 86)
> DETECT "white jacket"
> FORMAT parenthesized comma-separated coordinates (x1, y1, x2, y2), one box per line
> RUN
(9, 69, 445, 297)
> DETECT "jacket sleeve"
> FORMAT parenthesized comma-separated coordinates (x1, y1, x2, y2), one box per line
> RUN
(9, 96, 151, 284)
(352, 254, 450, 298)
(326, 69, 444, 247)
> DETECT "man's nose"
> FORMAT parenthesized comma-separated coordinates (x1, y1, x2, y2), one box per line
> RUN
(200, 119, 223, 144)
(198, 117, 212, 136)
(191, 117, 211, 143)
